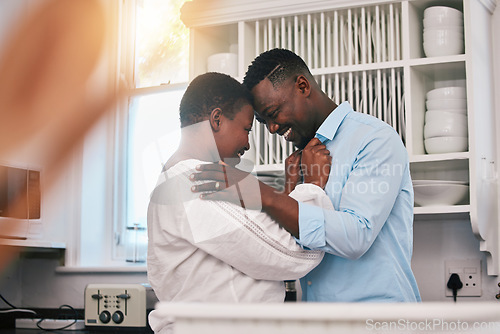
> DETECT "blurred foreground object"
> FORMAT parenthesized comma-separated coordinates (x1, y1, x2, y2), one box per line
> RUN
(0, 0, 121, 271)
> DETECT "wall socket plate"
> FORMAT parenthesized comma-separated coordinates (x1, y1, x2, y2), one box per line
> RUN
(445, 259, 482, 297)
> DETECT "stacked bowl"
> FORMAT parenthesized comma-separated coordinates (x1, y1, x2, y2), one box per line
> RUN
(424, 86, 468, 154)
(413, 180, 469, 206)
(423, 6, 464, 57)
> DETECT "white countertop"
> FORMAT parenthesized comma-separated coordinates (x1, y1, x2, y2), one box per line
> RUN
(155, 302, 500, 334)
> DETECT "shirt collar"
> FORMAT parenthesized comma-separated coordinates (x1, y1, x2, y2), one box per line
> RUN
(315, 101, 352, 143)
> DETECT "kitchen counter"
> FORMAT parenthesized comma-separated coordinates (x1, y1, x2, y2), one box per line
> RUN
(155, 302, 500, 334)
(0, 329, 152, 333)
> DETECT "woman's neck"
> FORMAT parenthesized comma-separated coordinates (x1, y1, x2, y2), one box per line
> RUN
(164, 120, 220, 170)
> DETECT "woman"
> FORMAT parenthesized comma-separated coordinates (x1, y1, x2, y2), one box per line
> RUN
(147, 72, 330, 333)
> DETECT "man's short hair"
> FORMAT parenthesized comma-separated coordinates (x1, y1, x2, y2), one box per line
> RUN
(243, 48, 312, 91)
(179, 72, 253, 128)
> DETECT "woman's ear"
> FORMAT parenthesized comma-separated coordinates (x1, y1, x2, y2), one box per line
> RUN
(296, 75, 311, 97)
(209, 108, 223, 131)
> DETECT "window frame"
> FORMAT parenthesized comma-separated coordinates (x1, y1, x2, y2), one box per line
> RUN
(61, 0, 190, 269)
(111, 0, 190, 263)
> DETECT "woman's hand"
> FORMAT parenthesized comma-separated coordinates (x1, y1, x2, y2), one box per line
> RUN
(284, 150, 302, 195)
(300, 138, 332, 189)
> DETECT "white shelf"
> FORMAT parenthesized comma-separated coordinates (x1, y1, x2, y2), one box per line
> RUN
(414, 205, 470, 215)
(0, 238, 66, 249)
(55, 265, 146, 274)
(408, 54, 466, 67)
(410, 152, 469, 163)
(311, 61, 405, 76)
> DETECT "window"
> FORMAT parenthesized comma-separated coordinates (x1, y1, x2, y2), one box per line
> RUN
(125, 87, 184, 239)
(134, 0, 189, 87)
(114, 0, 190, 262)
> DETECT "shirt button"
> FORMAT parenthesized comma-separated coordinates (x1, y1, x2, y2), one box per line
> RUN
(307, 281, 312, 286)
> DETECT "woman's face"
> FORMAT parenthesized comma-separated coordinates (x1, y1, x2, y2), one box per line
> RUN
(215, 102, 254, 166)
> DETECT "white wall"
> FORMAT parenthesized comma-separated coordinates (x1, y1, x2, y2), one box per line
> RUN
(0, 253, 150, 309)
(413, 218, 500, 302)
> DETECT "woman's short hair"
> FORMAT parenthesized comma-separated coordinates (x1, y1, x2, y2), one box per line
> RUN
(179, 72, 252, 128)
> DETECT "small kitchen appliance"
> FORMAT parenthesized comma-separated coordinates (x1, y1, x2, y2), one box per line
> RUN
(84, 283, 147, 328)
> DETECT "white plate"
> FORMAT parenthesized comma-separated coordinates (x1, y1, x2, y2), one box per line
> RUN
(343, 22, 355, 64)
(399, 93, 406, 142)
(385, 96, 392, 126)
(371, 20, 388, 62)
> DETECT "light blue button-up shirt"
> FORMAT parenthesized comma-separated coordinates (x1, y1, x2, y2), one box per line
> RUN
(297, 101, 421, 302)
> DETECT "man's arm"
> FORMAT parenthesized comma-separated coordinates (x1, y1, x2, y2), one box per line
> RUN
(260, 184, 300, 237)
(192, 138, 331, 238)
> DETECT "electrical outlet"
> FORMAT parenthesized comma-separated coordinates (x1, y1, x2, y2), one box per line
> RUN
(445, 259, 482, 297)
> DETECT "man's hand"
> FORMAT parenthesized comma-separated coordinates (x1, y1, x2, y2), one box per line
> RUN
(284, 150, 302, 195)
(301, 138, 332, 189)
(190, 162, 265, 210)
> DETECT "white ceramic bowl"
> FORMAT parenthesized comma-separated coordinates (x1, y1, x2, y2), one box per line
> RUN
(423, 28, 463, 42)
(424, 6, 463, 21)
(423, 25, 463, 36)
(412, 179, 467, 186)
(424, 120, 468, 138)
(423, 39, 464, 57)
(425, 110, 467, 124)
(424, 136, 468, 154)
(426, 108, 467, 117)
(426, 86, 466, 100)
(426, 98, 467, 110)
(423, 27, 464, 57)
(424, 25, 463, 32)
(207, 53, 238, 77)
(423, 17, 463, 28)
(413, 183, 468, 206)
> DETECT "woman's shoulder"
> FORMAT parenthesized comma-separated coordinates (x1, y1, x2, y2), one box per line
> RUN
(150, 159, 205, 206)
(162, 158, 205, 175)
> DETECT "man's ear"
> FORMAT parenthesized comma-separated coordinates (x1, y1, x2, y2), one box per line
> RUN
(209, 108, 223, 131)
(296, 75, 311, 97)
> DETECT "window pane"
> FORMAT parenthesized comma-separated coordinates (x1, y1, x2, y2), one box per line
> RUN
(135, 0, 189, 88)
(126, 87, 185, 230)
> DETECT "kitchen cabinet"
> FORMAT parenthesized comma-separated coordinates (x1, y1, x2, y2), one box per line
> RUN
(180, 0, 499, 274)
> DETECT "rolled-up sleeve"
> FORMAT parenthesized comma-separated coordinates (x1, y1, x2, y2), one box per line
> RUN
(289, 183, 333, 249)
(297, 202, 326, 248)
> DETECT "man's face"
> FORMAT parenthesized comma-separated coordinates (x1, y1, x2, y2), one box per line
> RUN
(251, 77, 316, 149)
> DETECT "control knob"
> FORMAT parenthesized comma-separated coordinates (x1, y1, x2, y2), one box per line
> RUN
(112, 310, 124, 324)
(99, 310, 111, 324)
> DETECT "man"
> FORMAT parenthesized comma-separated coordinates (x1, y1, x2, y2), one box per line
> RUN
(194, 48, 421, 302)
